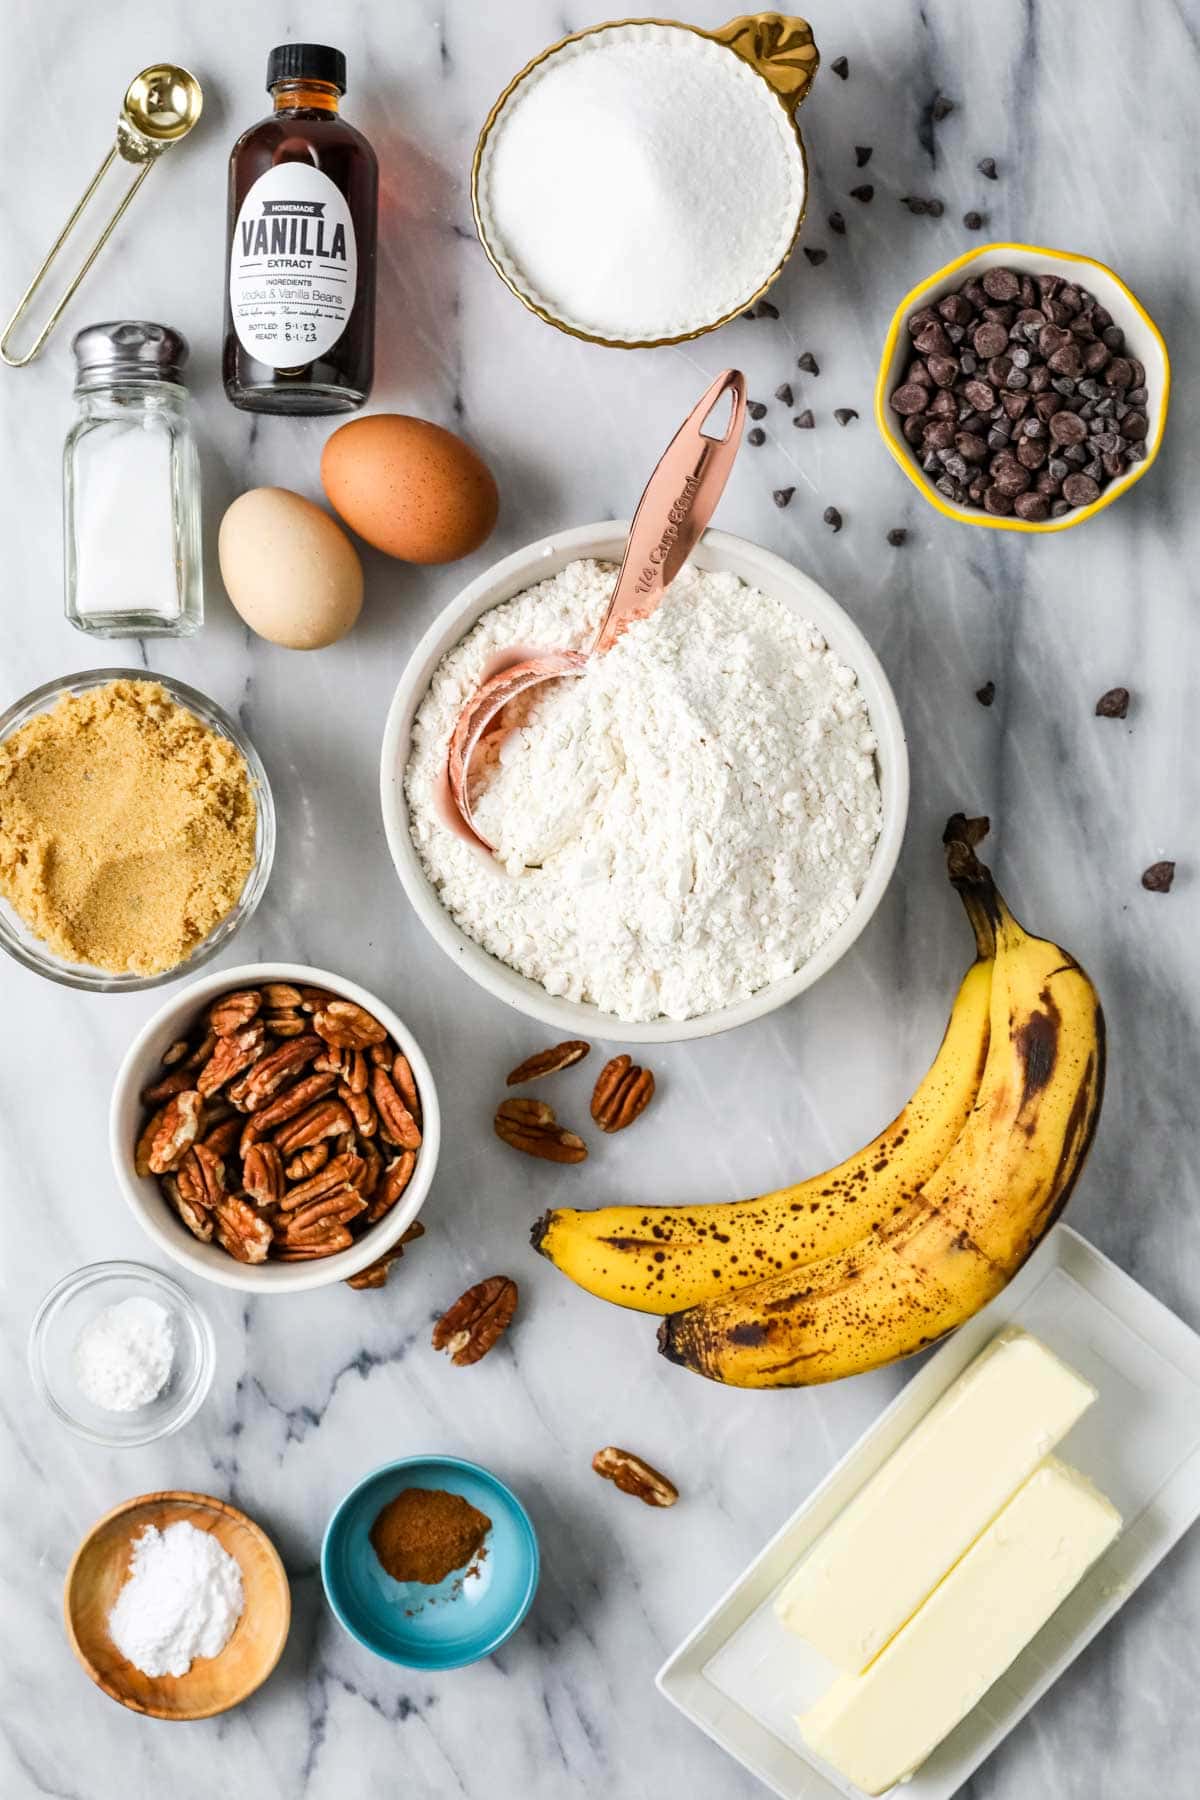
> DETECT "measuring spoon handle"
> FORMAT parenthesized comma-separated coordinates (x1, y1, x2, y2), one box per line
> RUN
(592, 368, 747, 656)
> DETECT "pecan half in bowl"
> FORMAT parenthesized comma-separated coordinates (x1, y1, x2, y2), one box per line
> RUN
(110, 964, 440, 1293)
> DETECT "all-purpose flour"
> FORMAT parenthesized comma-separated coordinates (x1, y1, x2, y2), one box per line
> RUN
(407, 560, 882, 1023)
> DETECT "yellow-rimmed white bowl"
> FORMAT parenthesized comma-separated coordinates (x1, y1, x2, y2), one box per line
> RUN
(472, 14, 819, 349)
(875, 243, 1169, 533)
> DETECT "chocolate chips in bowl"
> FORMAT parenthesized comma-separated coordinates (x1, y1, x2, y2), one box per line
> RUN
(876, 246, 1168, 529)
(112, 964, 439, 1293)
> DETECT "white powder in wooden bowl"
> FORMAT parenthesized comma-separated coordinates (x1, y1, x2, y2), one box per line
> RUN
(478, 24, 806, 341)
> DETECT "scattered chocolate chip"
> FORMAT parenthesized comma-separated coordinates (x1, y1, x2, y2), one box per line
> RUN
(834, 407, 859, 426)
(773, 486, 796, 508)
(829, 210, 846, 235)
(975, 681, 996, 706)
(774, 382, 794, 406)
(797, 352, 820, 375)
(886, 527, 908, 546)
(823, 505, 843, 532)
(803, 247, 828, 266)
(927, 199, 945, 217)
(793, 409, 815, 429)
(855, 144, 873, 166)
(931, 93, 956, 121)
(742, 311, 757, 323)
(747, 427, 766, 446)
(747, 400, 767, 420)
(1095, 687, 1130, 719)
(963, 210, 984, 230)
(850, 184, 874, 203)
(901, 195, 933, 214)
(831, 55, 849, 78)
(978, 156, 999, 179)
(755, 300, 780, 319)
(1141, 861, 1176, 893)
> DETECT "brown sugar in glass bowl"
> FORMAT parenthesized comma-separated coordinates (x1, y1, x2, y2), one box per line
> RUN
(0, 669, 275, 993)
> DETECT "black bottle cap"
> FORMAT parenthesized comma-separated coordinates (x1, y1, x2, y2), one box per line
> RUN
(267, 43, 347, 94)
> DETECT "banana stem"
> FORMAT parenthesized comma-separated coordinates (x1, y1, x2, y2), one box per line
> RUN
(943, 814, 1001, 959)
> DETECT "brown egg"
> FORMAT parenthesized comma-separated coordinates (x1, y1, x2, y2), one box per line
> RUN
(320, 414, 499, 564)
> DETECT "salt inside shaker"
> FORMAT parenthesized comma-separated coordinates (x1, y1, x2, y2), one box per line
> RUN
(64, 320, 203, 636)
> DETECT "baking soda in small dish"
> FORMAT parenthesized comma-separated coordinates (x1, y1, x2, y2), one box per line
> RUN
(478, 25, 806, 341)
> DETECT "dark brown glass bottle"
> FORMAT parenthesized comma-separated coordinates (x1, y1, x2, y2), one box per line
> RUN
(224, 44, 378, 413)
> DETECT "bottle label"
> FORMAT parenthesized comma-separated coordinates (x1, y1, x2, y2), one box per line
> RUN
(229, 163, 357, 367)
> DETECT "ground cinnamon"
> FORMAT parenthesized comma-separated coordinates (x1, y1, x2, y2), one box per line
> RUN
(369, 1487, 492, 1585)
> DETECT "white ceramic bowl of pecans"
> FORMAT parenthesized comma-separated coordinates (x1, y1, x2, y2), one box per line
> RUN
(110, 964, 440, 1294)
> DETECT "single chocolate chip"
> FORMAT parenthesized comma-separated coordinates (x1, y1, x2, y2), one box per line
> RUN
(978, 156, 999, 179)
(793, 410, 815, 429)
(1141, 861, 1176, 893)
(984, 485, 1014, 514)
(855, 144, 873, 166)
(1017, 437, 1047, 469)
(1047, 456, 1069, 480)
(963, 211, 984, 231)
(747, 400, 767, 420)
(756, 300, 780, 319)
(890, 382, 929, 416)
(773, 487, 795, 508)
(927, 355, 959, 388)
(975, 681, 996, 706)
(1126, 442, 1148, 462)
(923, 419, 956, 450)
(1049, 410, 1087, 445)
(803, 248, 828, 266)
(775, 382, 794, 406)
(797, 351, 820, 375)
(986, 426, 1009, 451)
(902, 415, 926, 444)
(901, 195, 931, 215)
(982, 267, 1020, 301)
(914, 320, 954, 357)
(938, 292, 974, 326)
(1062, 472, 1100, 505)
(1129, 357, 1146, 386)
(886, 527, 907, 545)
(1102, 324, 1125, 351)
(1122, 412, 1149, 441)
(922, 450, 942, 473)
(829, 210, 846, 235)
(1013, 490, 1050, 521)
(1009, 345, 1031, 370)
(823, 505, 843, 532)
(850, 184, 874, 203)
(1063, 443, 1088, 466)
(964, 378, 996, 411)
(934, 475, 961, 500)
(831, 55, 849, 78)
(834, 407, 859, 426)
(1006, 369, 1029, 390)
(931, 92, 956, 121)
(973, 321, 1009, 359)
(1127, 385, 1149, 406)
(1102, 451, 1127, 478)
(742, 312, 757, 323)
(747, 427, 766, 446)
(928, 389, 957, 416)
(1095, 687, 1130, 719)
(955, 431, 988, 463)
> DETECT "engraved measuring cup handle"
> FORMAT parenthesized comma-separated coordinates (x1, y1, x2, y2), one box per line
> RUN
(592, 369, 746, 656)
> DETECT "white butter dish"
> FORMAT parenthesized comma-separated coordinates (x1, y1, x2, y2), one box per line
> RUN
(657, 1224, 1200, 1800)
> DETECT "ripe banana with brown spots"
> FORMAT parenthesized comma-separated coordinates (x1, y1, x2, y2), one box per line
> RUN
(657, 823, 1105, 1386)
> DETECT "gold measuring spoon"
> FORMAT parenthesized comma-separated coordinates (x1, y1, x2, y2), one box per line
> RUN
(447, 367, 747, 851)
(0, 64, 203, 368)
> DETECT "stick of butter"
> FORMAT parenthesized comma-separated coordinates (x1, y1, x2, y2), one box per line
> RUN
(796, 1457, 1121, 1795)
(776, 1329, 1095, 1672)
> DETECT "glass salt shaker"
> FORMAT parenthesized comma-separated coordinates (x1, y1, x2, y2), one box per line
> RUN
(64, 320, 203, 636)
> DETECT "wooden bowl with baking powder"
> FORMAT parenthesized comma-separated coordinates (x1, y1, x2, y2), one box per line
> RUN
(64, 1490, 290, 1719)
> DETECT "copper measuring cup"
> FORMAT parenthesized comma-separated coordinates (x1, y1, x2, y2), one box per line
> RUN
(446, 367, 747, 850)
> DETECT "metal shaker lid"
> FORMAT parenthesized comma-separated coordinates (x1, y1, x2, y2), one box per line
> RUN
(71, 320, 189, 388)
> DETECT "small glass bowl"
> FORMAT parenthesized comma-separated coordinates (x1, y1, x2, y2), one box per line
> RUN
(0, 667, 275, 991)
(28, 1261, 215, 1446)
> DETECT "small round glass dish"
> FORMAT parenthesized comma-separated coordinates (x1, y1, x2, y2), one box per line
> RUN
(28, 1261, 215, 1447)
(0, 667, 275, 991)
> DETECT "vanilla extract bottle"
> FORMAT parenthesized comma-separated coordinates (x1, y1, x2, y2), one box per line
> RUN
(224, 44, 378, 413)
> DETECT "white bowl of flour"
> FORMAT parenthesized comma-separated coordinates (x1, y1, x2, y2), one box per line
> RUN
(381, 524, 908, 1043)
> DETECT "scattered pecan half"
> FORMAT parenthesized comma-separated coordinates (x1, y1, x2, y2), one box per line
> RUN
(592, 1446, 678, 1507)
(432, 1276, 518, 1365)
(506, 1040, 591, 1086)
(590, 1055, 655, 1132)
(344, 1221, 425, 1290)
(136, 984, 423, 1270)
(494, 1097, 587, 1164)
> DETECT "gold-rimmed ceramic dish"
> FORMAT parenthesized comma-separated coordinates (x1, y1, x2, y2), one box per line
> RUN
(471, 14, 819, 349)
(65, 1490, 290, 1720)
(875, 243, 1170, 533)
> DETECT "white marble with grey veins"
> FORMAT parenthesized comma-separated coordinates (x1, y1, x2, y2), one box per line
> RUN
(2, 0, 1199, 1796)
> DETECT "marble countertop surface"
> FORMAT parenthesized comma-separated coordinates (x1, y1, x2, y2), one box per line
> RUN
(3, 0, 1199, 1795)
